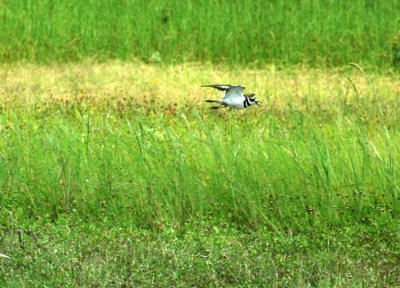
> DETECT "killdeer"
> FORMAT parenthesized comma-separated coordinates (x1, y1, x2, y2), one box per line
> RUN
(202, 84, 261, 109)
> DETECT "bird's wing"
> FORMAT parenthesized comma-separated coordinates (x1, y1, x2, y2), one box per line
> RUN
(222, 85, 245, 100)
(201, 84, 235, 91)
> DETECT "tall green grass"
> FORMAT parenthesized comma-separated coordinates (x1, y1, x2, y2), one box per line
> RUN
(0, 63, 398, 232)
(1, 107, 398, 234)
(1, 0, 399, 66)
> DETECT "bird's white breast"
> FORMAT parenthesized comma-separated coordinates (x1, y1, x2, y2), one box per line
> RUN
(221, 97, 245, 109)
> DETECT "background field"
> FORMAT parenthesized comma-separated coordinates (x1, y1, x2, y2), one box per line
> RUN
(1, 0, 400, 67)
(0, 0, 400, 287)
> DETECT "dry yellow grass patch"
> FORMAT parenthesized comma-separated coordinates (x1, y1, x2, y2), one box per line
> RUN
(0, 61, 399, 113)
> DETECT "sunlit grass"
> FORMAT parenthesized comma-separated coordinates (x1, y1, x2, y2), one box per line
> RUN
(1, 61, 400, 113)
(1, 62, 399, 225)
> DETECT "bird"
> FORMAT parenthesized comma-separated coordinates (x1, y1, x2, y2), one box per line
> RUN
(202, 84, 261, 109)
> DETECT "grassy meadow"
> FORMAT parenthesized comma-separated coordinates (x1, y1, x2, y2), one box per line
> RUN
(0, 0, 400, 286)
(0, 63, 399, 286)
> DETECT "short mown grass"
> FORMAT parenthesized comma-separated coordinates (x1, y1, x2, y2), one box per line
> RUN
(1, 224, 397, 287)
(0, 63, 399, 286)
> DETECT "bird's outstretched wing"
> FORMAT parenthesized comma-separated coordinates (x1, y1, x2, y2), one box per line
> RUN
(201, 84, 245, 92)
(222, 85, 245, 100)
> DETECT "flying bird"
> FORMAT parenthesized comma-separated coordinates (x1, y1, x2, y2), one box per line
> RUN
(202, 84, 260, 109)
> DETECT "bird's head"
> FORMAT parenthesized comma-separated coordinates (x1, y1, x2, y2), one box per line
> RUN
(246, 93, 261, 106)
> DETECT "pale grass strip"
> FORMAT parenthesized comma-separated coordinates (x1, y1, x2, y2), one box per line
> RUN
(0, 61, 399, 109)
(0, 253, 10, 259)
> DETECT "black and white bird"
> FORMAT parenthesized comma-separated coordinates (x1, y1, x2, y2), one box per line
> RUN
(202, 84, 260, 110)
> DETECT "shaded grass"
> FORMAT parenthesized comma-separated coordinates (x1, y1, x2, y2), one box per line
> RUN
(1, 224, 398, 287)
(0, 1, 400, 67)
(0, 63, 399, 286)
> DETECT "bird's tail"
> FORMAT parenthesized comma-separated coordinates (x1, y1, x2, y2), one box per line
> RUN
(205, 100, 220, 103)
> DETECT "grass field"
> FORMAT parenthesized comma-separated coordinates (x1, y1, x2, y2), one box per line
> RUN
(0, 63, 399, 286)
(1, 0, 400, 67)
(1, 0, 400, 286)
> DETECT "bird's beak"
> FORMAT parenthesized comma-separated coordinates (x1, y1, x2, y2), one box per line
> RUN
(256, 101, 261, 106)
